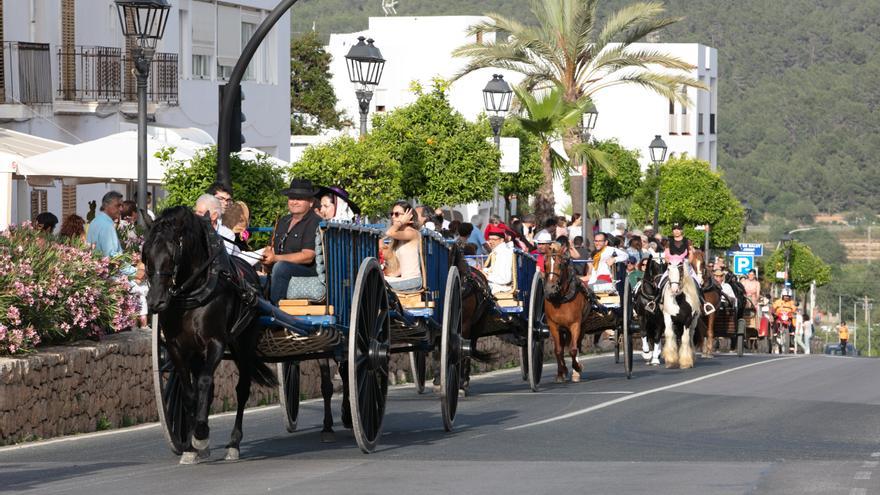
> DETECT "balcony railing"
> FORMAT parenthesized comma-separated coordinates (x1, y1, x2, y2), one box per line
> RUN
(56, 45, 178, 105)
(2, 42, 53, 104)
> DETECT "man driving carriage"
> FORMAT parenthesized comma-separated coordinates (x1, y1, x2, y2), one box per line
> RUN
(483, 225, 514, 294)
(713, 267, 738, 312)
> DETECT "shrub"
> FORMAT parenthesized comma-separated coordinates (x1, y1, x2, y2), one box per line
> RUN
(0, 223, 140, 355)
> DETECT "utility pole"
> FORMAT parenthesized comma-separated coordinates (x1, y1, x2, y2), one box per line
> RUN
(854, 301, 858, 352)
(839, 295, 842, 325)
(865, 295, 871, 357)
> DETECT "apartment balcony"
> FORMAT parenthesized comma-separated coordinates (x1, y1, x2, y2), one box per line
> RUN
(55, 45, 178, 113)
(0, 42, 53, 118)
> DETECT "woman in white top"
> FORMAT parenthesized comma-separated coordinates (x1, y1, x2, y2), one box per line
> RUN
(384, 201, 422, 291)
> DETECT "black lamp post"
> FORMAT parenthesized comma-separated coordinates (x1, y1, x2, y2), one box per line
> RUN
(115, 0, 170, 227)
(649, 135, 668, 234)
(345, 36, 386, 137)
(482, 74, 512, 217)
(782, 232, 793, 286)
(577, 102, 598, 239)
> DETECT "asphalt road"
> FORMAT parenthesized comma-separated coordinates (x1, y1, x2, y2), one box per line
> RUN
(2, 353, 879, 495)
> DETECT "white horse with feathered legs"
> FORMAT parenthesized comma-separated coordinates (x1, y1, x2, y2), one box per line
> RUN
(660, 259, 701, 369)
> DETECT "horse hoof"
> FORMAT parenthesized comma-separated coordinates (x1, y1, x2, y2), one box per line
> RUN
(320, 431, 336, 443)
(650, 358, 660, 366)
(555, 376, 565, 383)
(191, 436, 209, 451)
(571, 372, 581, 383)
(641, 352, 651, 361)
(224, 448, 240, 461)
(180, 452, 200, 465)
(702, 352, 714, 359)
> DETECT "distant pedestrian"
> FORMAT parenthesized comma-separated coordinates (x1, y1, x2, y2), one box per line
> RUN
(838, 321, 849, 355)
(35, 211, 58, 234)
(87, 191, 125, 257)
(59, 214, 87, 243)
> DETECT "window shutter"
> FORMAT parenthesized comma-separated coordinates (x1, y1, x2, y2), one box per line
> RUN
(216, 4, 240, 67)
(192, 1, 215, 57)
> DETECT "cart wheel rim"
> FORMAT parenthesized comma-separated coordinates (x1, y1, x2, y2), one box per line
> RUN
(348, 258, 390, 453)
(277, 362, 300, 432)
(151, 313, 191, 455)
(441, 267, 462, 431)
(623, 276, 633, 379)
(527, 273, 545, 392)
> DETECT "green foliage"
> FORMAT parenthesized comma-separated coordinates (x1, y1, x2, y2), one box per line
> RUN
(631, 156, 744, 248)
(290, 136, 402, 217)
(370, 84, 500, 206)
(161, 146, 288, 237)
(588, 139, 642, 215)
(290, 31, 346, 134)
(765, 241, 832, 290)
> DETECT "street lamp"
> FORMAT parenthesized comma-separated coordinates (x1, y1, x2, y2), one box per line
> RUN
(344, 36, 385, 137)
(577, 102, 598, 239)
(483, 74, 512, 217)
(649, 135, 667, 233)
(115, 0, 170, 228)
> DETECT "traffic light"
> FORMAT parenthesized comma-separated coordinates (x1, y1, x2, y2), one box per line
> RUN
(219, 84, 246, 152)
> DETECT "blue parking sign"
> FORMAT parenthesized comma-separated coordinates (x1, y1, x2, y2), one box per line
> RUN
(733, 255, 754, 275)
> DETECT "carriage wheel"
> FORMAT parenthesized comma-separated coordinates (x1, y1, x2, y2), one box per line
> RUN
(348, 258, 391, 454)
(151, 314, 191, 455)
(277, 362, 300, 432)
(440, 267, 463, 432)
(735, 319, 746, 357)
(408, 351, 427, 394)
(526, 273, 545, 392)
(622, 276, 633, 379)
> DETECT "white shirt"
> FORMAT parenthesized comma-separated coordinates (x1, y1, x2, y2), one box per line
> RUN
(588, 246, 627, 284)
(217, 222, 241, 257)
(484, 242, 514, 294)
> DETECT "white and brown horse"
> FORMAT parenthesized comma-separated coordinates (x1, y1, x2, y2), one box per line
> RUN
(660, 259, 702, 369)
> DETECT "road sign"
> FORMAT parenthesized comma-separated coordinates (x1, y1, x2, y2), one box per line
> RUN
(738, 243, 764, 257)
(732, 254, 754, 275)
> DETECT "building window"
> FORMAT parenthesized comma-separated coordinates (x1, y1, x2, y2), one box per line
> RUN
(30, 189, 48, 220)
(193, 54, 210, 79)
(710, 114, 716, 134)
(217, 4, 241, 81)
(680, 89, 690, 135)
(668, 98, 677, 134)
(698, 112, 704, 135)
(376, 105, 386, 112)
(241, 22, 257, 81)
(216, 63, 233, 80)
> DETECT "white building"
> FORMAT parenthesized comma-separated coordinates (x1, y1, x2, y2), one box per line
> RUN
(323, 16, 716, 216)
(0, 0, 290, 225)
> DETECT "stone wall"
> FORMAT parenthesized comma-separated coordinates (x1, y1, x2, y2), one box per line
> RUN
(0, 327, 560, 446)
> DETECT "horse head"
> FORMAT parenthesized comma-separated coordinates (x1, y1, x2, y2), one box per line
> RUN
(543, 243, 570, 299)
(142, 206, 208, 313)
(666, 259, 685, 296)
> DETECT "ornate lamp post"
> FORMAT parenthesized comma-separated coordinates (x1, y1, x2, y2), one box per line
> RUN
(114, 0, 170, 227)
(577, 102, 598, 240)
(345, 36, 386, 137)
(482, 74, 512, 217)
(648, 135, 668, 233)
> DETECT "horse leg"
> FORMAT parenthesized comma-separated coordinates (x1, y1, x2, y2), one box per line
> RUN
(224, 362, 251, 461)
(703, 312, 716, 358)
(662, 313, 679, 369)
(339, 361, 352, 429)
(547, 320, 567, 383)
(319, 359, 336, 443)
(182, 340, 223, 464)
(641, 333, 651, 361)
(568, 320, 583, 383)
(680, 317, 698, 369)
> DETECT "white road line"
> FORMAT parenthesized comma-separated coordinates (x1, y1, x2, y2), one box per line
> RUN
(872, 452, 880, 458)
(854, 471, 872, 480)
(507, 357, 798, 430)
(481, 391, 633, 397)
(862, 461, 879, 468)
(850, 488, 867, 495)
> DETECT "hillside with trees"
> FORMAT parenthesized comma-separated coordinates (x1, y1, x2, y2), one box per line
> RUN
(290, 0, 880, 222)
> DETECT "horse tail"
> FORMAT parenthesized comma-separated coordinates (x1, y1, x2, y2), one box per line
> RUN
(469, 345, 495, 364)
(247, 357, 278, 388)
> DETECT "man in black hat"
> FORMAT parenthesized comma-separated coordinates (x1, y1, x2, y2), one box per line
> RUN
(263, 178, 323, 304)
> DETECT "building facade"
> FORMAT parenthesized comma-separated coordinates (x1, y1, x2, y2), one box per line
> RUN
(0, 0, 290, 224)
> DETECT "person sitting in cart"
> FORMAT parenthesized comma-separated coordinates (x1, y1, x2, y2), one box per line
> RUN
(263, 178, 322, 304)
(713, 267, 738, 311)
(483, 225, 514, 294)
(384, 201, 423, 292)
(532, 230, 553, 273)
(588, 232, 627, 285)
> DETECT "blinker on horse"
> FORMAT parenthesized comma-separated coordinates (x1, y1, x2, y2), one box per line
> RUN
(143, 206, 275, 464)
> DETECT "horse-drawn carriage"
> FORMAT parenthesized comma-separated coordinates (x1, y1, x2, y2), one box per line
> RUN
(149, 217, 466, 459)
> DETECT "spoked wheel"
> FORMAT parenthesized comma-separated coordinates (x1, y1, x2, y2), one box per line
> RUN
(151, 314, 191, 455)
(736, 319, 746, 357)
(526, 273, 545, 392)
(622, 277, 633, 379)
(348, 258, 391, 454)
(277, 362, 300, 432)
(408, 351, 427, 394)
(440, 267, 463, 432)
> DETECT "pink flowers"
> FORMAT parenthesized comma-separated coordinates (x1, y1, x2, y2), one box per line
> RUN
(0, 222, 142, 355)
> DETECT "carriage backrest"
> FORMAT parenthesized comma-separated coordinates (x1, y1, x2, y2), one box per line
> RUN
(421, 229, 453, 318)
(323, 222, 383, 328)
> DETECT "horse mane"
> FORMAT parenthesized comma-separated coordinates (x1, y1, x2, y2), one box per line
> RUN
(143, 206, 212, 268)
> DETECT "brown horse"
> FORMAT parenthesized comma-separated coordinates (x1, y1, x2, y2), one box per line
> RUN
(691, 248, 719, 358)
(449, 244, 497, 392)
(542, 244, 593, 382)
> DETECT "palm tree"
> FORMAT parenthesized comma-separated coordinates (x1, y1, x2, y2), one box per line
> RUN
(514, 85, 610, 220)
(453, 0, 706, 216)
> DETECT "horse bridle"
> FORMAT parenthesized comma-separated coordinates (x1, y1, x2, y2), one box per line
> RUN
(153, 233, 221, 299)
(544, 252, 579, 303)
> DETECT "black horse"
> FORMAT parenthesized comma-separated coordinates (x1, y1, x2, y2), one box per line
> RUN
(632, 255, 666, 365)
(143, 206, 276, 464)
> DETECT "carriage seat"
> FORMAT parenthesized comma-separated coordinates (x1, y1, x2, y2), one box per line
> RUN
(393, 233, 434, 310)
(281, 226, 333, 316)
(493, 251, 520, 308)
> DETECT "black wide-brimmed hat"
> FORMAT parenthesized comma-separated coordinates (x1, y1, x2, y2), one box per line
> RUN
(315, 185, 362, 214)
(280, 178, 317, 198)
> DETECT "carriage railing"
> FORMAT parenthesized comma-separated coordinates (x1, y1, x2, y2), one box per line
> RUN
(323, 222, 383, 330)
(515, 250, 537, 305)
(421, 229, 452, 322)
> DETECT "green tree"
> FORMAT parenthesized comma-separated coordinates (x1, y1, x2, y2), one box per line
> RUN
(290, 136, 402, 218)
(370, 82, 501, 207)
(160, 146, 288, 242)
(630, 156, 744, 248)
(453, 0, 704, 215)
(588, 139, 642, 216)
(765, 241, 832, 291)
(290, 31, 346, 134)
